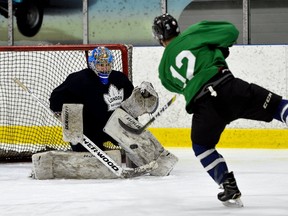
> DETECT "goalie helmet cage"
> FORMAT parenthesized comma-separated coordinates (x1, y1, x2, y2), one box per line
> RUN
(0, 44, 133, 161)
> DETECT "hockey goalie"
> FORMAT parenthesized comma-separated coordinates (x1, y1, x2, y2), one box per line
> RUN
(32, 81, 178, 179)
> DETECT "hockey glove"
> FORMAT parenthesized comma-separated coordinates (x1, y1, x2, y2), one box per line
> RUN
(121, 81, 159, 118)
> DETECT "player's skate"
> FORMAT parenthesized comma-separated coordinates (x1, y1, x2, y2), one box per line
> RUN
(218, 172, 244, 208)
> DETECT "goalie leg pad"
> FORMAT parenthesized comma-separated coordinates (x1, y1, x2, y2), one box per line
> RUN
(31, 150, 121, 179)
(150, 149, 179, 176)
(104, 108, 178, 176)
(62, 104, 84, 144)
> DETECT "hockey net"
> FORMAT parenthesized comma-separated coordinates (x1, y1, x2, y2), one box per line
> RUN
(0, 44, 133, 161)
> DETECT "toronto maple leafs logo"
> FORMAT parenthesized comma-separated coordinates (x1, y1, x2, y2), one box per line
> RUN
(103, 84, 124, 111)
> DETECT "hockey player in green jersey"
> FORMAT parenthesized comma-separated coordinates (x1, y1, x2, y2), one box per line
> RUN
(152, 13, 288, 207)
(156, 18, 238, 107)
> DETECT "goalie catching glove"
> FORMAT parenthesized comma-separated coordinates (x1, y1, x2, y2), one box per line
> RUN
(121, 81, 159, 118)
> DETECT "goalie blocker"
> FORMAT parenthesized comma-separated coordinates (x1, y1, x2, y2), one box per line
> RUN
(61, 103, 84, 144)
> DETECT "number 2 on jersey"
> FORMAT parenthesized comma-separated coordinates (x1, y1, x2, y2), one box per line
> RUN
(169, 50, 195, 89)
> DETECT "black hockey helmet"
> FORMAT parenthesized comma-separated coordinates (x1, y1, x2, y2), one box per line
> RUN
(152, 13, 180, 44)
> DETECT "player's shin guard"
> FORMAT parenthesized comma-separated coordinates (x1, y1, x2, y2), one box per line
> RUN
(192, 143, 228, 185)
(193, 144, 243, 207)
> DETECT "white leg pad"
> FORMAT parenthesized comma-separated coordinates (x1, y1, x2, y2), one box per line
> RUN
(104, 108, 178, 176)
(150, 149, 179, 176)
(31, 150, 121, 179)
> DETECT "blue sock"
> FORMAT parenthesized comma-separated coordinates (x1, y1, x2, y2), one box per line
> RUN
(193, 143, 229, 185)
(273, 99, 288, 123)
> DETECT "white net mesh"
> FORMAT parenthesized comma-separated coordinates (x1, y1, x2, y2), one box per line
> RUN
(0, 44, 132, 161)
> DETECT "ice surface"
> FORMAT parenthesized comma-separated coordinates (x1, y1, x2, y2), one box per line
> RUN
(0, 148, 287, 216)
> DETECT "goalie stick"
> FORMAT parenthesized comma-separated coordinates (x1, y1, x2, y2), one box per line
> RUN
(13, 78, 156, 178)
(118, 95, 176, 134)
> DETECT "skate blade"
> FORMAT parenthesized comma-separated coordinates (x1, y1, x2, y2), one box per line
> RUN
(222, 198, 244, 208)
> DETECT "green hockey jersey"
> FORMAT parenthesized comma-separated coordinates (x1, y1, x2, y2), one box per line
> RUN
(158, 20, 239, 113)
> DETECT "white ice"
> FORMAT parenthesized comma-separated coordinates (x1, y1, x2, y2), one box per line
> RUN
(0, 148, 288, 216)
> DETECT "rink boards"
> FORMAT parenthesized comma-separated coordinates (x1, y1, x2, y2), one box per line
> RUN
(1, 126, 288, 149)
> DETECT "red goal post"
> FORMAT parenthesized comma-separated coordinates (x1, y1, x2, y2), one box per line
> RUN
(0, 44, 133, 161)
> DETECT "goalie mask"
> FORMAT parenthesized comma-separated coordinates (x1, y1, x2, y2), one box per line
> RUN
(88, 46, 114, 85)
(152, 13, 180, 46)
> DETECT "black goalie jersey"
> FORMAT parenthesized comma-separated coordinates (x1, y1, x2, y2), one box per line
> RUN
(49, 68, 134, 150)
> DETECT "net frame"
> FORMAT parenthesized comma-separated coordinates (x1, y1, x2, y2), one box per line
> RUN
(0, 44, 133, 161)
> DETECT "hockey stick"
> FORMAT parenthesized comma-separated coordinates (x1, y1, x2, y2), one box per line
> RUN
(13, 78, 156, 178)
(118, 95, 176, 134)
